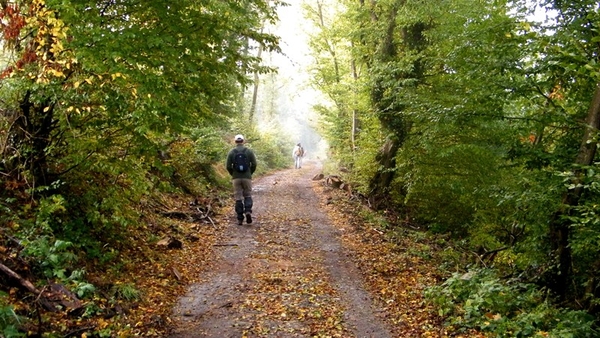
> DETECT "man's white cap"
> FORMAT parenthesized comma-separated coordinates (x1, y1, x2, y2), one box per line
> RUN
(234, 134, 244, 142)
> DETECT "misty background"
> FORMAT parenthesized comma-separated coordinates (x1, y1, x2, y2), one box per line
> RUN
(252, 1, 330, 160)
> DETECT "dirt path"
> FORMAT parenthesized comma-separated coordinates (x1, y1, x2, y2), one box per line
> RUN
(167, 160, 392, 337)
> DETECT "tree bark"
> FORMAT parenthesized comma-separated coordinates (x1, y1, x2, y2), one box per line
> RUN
(368, 137, 400, 208)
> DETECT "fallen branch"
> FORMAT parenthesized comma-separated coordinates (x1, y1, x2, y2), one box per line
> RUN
(64, 325, 96, 338)
(0, 263, 83, 312)
(0, 262, 41, 294)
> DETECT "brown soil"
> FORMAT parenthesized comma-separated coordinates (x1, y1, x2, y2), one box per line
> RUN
(166, 160, 393, 337)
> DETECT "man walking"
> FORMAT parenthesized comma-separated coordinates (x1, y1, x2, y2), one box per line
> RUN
(226, 134, 257, 225)
(292, 143, 304, 169)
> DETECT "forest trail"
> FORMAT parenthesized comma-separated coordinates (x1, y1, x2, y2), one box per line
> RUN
(166, 160, 394, 337)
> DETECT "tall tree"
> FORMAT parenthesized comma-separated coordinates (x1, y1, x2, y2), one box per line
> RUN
(538, 0, 600, 299)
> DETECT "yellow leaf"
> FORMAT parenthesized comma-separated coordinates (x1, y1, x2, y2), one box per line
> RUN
(97, 318, 109, 329)
(43, 107, 50, 112)
(74, 81, 80, 89)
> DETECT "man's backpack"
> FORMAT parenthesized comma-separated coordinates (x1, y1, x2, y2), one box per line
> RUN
(233, 148, 250, 173)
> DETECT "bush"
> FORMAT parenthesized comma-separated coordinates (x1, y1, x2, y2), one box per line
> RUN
(0, 293, 24, 338)
(426, 268, 598, 337)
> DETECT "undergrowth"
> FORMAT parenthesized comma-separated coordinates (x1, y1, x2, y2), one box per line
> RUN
(331, 176, 599, 337)
(426, 268, 597, 337)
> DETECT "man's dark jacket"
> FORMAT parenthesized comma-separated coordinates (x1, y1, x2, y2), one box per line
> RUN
(226, 144, 257, 179)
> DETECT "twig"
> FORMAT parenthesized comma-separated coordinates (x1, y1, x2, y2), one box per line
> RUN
(371, 227, 384, 235)
(206, 216, 216, 228)
(63, 326, 96, 338)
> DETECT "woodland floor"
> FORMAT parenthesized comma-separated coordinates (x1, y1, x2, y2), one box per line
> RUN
(160, 160, 467, 338)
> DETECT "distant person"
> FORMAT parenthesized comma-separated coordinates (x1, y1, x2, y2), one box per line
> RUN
(226, 134, 257, 225)
(292, 143, 304, 169)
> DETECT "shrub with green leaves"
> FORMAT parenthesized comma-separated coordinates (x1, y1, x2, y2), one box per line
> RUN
(21, 237, 77, 279)
(0, 293, 24, 338)
(426, 269, 597, 337)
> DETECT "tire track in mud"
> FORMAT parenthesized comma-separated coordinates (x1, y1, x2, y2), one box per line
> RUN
(167, 160, 392, 337)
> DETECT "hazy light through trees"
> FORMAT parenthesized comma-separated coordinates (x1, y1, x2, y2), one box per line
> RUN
(256, 1, 329, 160)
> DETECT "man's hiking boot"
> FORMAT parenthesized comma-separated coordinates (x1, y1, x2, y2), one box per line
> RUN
(245, 212, 252, 224)
(237, 219, 243, 225)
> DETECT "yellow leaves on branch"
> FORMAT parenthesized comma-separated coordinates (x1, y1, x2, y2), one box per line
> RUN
(111, 72, 126, 80)
(24, 0, 75, 83)
(66, 105, 94, 115)
(73, 76, 96, 89)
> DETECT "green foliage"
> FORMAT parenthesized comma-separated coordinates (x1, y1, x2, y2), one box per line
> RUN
(111, 283, 141, 302)
(344, 113, 384, 192)
(308, 0, 600, 331)
(304, 0, 366, 167)
(0, 293, 24, 338)
(426, 269, 597, 337)
(29, 194, 67, 234)
(1, 0, 282, 232)
(74, 281, 96, 299)
(227, 119, 291, 173)
(158, 131, 227, 196)
(247, 132, 291, 172)
(21, 236, 77, 279)
(81, 302, 103, 319)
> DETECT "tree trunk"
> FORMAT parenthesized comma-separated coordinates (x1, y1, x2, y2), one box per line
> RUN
(14, 91, 55, 190)
(366, 3, 402, 208)
(368, 137, 399, 208)
(548, 82, 600, 299)
(351, 56, 359, 152)
(249, 40, 263, 123)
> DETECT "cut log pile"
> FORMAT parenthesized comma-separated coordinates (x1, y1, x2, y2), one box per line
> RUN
(313, 173, 352, 193)
(156, 198, 219, 250)
(161, 204, 215, 225)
